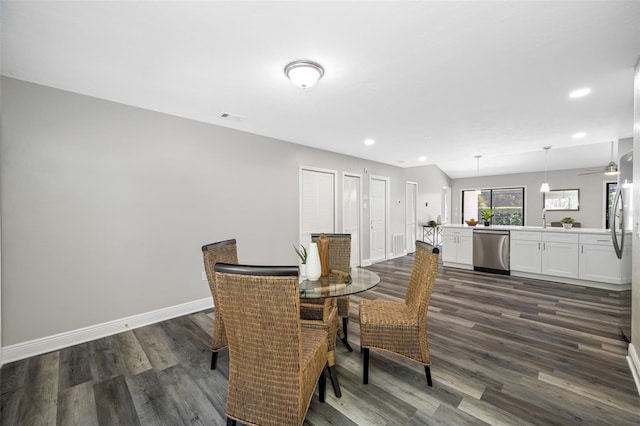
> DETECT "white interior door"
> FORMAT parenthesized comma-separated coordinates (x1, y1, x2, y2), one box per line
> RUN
(343, 174, 361, 267)
(300, 168, 336, 246)
(370, 176, 388, 262)
(406, 182, 417, 253)
(441, 186, 451, 224)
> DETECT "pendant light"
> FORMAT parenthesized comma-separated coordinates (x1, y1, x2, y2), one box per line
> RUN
(475, 155, 482, 195)
(540, 146, 551, 193)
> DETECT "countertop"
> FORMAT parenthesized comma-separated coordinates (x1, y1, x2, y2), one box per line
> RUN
(440, 224, 614, 235)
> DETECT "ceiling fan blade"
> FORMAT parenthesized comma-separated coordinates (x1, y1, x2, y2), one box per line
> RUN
(578, 170, 604, 176)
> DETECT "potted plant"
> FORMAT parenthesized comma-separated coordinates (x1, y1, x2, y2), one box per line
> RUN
(427, 220, 438, 228)
(481, 209, 494, 226)
(560, 216, 575, 230)
(293, 244, 308, 277)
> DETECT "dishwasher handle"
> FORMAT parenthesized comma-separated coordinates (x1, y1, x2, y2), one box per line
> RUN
(472, 230, 510, 235)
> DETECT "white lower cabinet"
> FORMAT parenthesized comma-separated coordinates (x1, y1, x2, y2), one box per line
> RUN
(510, 232, 542, 273)
(511, 231, 579, 279)
(541, 241, 579, 278)
(441, 228, 473, 267)
(449, 226, 630, 289)
(578, 234, 631, 284)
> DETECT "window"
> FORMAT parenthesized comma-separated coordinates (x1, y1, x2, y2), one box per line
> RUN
(605, 182, 617, 229)
(462, 187, 525, 225)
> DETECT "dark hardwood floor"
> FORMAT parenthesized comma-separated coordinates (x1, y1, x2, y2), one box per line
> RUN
(2, 254, 638, 425)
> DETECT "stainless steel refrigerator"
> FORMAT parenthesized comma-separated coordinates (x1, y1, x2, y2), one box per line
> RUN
(611, 150, 633, 259)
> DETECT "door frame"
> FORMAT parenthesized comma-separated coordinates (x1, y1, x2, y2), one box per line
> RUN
(406, 181, 418, 253)
(342, 172, 363, 267)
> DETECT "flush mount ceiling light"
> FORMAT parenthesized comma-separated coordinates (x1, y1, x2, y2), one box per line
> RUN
(569, 87, 591, 98)
(364, 138, 375, 145)
(284, 60, 324, 89)
(540, 146, 552, 193)
(418, 156, 427, 162)
(572, 132, 587, 139)
(475, 155, 482, 195)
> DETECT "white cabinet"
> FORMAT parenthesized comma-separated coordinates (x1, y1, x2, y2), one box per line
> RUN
(510, 231, 542, 273)
(578, 234, 631, 284)
(510, 231, 579, 278)
(441, 228, 473, 267)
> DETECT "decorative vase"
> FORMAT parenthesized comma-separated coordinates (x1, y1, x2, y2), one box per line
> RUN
(484, 221, 490, 227)
(317, 233, 330, 277)
(306, 243, 321, 281)
(299, 263, 307, 280)
(563, 223, 573, 230)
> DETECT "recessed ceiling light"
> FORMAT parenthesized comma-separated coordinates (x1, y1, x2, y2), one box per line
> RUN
(364, 139, 375, 145)
(418, 156, 427, 162)
(569, 88, 591, 98)
(572, 132, 587, 139)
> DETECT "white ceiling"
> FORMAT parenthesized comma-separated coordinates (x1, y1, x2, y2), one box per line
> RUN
(2, 1, 639, 178)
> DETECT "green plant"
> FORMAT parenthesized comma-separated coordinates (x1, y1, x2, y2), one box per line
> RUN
(560, 216, 575, 224)
(481, 209, 494, 221)
(428, 220, 438, 228)
(293, 244, 307, 264)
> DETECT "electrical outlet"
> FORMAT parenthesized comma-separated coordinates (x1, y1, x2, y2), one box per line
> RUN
(202, 271, 207, 281)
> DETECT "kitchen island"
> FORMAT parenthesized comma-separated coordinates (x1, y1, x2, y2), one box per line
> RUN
(441, 224, 631, 291)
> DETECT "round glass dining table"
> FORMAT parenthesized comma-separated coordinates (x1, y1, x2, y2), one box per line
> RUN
(299, 267, 380, 299)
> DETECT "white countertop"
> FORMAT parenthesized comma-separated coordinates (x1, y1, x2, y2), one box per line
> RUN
(440, 224, 613, 235)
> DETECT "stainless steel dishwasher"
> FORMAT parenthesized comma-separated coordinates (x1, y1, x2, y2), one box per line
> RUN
(473, 229, 510, 274)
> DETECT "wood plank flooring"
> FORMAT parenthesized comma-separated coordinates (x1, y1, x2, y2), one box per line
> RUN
(2, 254, 638, 425)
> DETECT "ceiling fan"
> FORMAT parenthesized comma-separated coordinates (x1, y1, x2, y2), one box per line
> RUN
(579, 141, 619, 176)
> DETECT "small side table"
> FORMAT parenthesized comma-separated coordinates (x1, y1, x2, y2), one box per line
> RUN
(422, 225, 441, 247)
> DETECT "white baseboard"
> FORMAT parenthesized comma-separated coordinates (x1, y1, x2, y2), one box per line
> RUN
(627, 343, 640, 396)
(1, 297, 213, 365)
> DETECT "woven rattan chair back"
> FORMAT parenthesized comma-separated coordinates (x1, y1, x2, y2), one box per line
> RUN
(201, 239, 238, 369)
(405, 240, 439, 318)
(310, 233, 352, 273)
(310, 233, 354, 351)
(214, 263, 327, 426)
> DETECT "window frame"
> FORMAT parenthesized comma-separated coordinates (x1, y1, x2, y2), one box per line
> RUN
(461, 186, 526, 226)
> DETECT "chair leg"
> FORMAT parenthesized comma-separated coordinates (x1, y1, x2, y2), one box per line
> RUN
(337, 325, 354, 352)
(363, 347, 369, 384)
(226, 418, 236, 426)
(425, 366, 433, 387)
(327, 364, 342, 398)
(319, 366, 327, 402)
(342, 317, 349, 341)
(211, 351, 218, 370)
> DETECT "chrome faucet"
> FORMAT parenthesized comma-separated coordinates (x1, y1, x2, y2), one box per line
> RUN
(542, 208, 547, 228)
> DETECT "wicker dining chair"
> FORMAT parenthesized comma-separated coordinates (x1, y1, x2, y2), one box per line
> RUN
(214, 263, 328, 426)
(359, 240, 440, 387)
(309, 233, 353, 351)
(201, 239, 238, 370)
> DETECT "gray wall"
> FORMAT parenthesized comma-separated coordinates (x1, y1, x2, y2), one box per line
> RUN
(0, 77, 425, 347)
(405, 165, 452, 225)
(450, 168, 616, 228)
